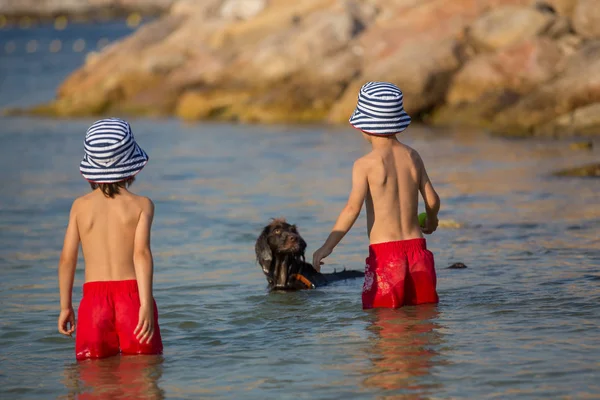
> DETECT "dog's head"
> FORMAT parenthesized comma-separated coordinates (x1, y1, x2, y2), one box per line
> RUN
(255, 218, 307, 289)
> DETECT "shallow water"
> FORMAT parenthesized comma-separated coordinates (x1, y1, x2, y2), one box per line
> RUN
(1, 22, 600, 399)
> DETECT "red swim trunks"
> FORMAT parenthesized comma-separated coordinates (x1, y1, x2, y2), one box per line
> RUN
(75, 280, 163, 361)
(362, 239, 439, 309)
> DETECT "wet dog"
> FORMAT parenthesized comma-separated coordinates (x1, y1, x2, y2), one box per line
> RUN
(255, 219, 364, 290)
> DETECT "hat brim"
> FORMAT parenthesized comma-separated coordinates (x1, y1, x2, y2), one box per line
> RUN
(80, 144, 149, 184)
(349, 109, 411, 136)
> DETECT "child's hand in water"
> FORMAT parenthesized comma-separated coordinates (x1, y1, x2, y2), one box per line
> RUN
(134, 304, 155, 344)
(312, 246, 332, 272)
(58, 306, 76, 337)
(422, 215, 439, 234)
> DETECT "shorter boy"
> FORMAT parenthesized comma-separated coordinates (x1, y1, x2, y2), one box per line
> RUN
(312, 82, 441, 309)
(57, 118, 163, 360)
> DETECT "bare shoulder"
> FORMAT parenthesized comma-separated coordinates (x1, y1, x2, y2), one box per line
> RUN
(133, 195, 154, 215)
(77, 190, 97, 202)
(402, 144, 423, 168)
(356, 151, 383, 169)
(70, 193, 91, 213)
(351, 154, 371, 180)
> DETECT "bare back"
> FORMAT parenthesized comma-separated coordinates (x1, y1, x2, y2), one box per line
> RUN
(364, 141, 424, 244)
(74, 189, 150, 282)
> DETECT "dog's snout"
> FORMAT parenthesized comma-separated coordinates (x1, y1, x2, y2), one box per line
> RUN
(289, 235, 297, 243)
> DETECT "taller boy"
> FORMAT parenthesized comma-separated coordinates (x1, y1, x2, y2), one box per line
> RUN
(57, 118, 163, 359)
(313, 82, 441, 309)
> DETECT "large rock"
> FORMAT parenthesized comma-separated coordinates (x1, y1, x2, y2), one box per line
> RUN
(466, 6, 555, 52)
(430, 37, 565, 127)
(535, 0, 578, 16)
(446, 38, 565, 105)
(329, 0, 538, 123)
(0, 0, 173, 17)
(17, 0, 600, 138)
(491, 41, 600, 135)
(572, 0, 600, 39)
(28, 0, 364, 121)
(221, 5, 360, 83)
(427, 91, 521, 128)
(40, 14, 186, 116)
(220, 0, 267, 20)
(535, 103, 600, 137)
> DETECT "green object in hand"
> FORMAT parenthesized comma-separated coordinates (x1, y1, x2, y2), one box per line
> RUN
(418, 212, 427, 228)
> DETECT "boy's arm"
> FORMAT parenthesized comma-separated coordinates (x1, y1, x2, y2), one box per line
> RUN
(58, 200, 80, 336)
(313, 159, 369, 270)
(133, 198, 155, 344)
(418, 154, 440, 234)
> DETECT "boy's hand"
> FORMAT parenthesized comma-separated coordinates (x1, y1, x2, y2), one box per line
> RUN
(58, 307, 76, 337)
(312, 246, 332, 272)
(422, 215, 439, 235)
(134, 304, 155, 345)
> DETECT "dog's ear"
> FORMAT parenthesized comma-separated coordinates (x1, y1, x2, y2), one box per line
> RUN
(293, 225, 308, 258)
(255, 225, 273, 275)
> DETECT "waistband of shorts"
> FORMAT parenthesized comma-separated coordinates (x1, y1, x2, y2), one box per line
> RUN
(369, 238, 427, 256)
(83, 279, 139, 296)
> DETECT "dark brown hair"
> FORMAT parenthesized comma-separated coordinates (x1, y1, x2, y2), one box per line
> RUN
(90, 177, 135, 198)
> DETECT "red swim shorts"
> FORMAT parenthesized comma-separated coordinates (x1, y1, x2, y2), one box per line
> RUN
(362, 239, 439, 309)
(75, 280, 163, 361)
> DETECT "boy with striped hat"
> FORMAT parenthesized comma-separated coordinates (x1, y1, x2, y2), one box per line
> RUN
(313, 82, 441, 309)
(57, 118, 163, 360)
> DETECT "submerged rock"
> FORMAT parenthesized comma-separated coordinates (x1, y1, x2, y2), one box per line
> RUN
(553, 163, 600, 177)
(447, 263, 468, 269)
(568, 141, 593, 151)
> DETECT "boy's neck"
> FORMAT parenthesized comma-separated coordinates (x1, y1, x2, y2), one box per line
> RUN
(369, 134, 399, 150)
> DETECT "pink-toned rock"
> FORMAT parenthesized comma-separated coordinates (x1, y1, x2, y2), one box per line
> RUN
(492, 41, 600, 134)
(446, 38, 565, 105)
(225, 6, 359, 83)
(466, 6, 554, 52)
(18, 0, 600, 138)
(330, 0, 534, 121)
(572, 0, 600, 39)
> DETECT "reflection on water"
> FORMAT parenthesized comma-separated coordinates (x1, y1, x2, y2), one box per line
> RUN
(363, 306, 443, 398)
(61, 356, 164, 400)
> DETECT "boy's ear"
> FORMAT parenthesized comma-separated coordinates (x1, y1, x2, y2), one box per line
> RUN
(255, 226, 273, 275)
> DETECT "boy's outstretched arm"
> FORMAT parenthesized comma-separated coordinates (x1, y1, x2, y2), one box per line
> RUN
(58, 200, 80, 337)
(133, 198, 156, 345)
(313, 159, 368, 271)
(418, 154, 440, 234)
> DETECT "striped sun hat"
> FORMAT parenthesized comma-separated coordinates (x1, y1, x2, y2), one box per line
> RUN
(349, 81, 411, 136)
(80, 118, 149, 183)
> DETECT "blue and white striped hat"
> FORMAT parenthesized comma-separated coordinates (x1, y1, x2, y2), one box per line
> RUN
(349, 81, 411, 136)
(80, 118, 149, 183)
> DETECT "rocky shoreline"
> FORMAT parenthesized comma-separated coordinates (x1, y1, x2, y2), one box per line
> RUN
(0, 0, 173, 20)
(6, 0, 600, 139)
